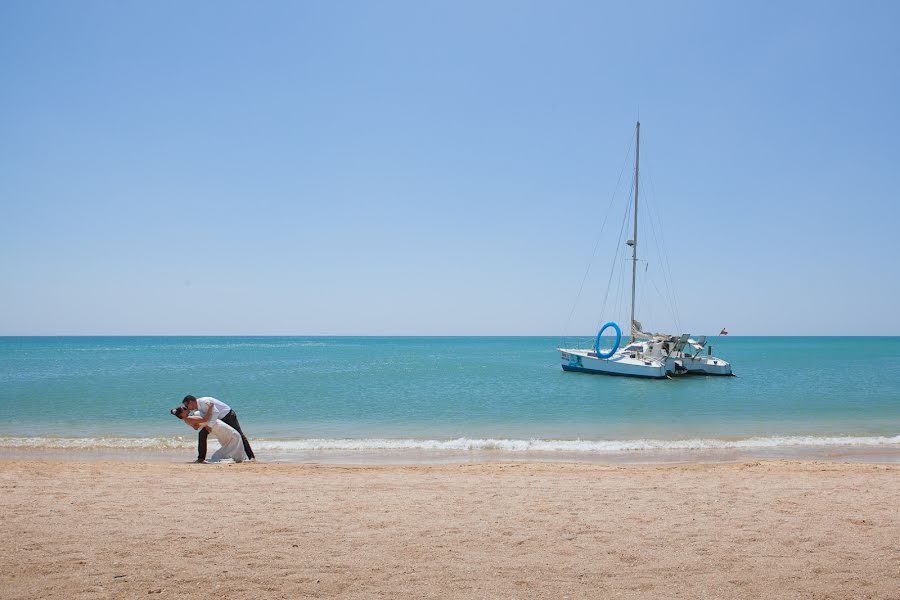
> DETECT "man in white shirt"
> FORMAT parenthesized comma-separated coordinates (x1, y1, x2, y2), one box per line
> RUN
(182, 395, 256, 462)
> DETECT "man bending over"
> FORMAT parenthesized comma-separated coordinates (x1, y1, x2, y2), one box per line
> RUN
(182, 394, 256, 462)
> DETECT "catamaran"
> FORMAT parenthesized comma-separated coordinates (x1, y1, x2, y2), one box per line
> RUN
(557, 122, 733, 379)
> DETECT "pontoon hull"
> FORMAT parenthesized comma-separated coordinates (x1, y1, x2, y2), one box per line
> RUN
(679, 356, 733, 376)
(559, 349, 668, 379)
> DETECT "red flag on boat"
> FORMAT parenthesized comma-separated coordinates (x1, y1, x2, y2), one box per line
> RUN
(719, 328, 729, 336)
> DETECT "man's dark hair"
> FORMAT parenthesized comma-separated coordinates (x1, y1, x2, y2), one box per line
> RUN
(182, 395, 196, 406)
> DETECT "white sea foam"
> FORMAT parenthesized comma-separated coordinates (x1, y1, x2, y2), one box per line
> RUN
(1, 435, 898, 452)
(251, 435, 900, 452)
(0, 436, 196, 449)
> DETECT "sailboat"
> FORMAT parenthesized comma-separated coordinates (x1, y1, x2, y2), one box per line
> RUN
(557, 122, 733, 379)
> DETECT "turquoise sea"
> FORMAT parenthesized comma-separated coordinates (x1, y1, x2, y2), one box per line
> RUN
(1, 336, 898, 460)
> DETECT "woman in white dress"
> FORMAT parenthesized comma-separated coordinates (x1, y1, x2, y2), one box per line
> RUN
(172, 405, 245, 463)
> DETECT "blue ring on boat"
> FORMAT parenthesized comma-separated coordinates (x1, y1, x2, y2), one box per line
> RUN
(594, 322, 621, 359)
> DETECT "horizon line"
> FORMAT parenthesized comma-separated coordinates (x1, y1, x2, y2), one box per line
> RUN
(1, 334, 898, 338)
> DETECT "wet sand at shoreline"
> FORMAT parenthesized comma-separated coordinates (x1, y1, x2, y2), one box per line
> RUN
(2, 443, 899, 465)
(2, 459, 898, 599)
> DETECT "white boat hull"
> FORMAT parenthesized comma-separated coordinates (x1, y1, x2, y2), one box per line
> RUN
(679, 355, 733, 376)
(559, 347, 733, 378)
(559, 348, 668, 379)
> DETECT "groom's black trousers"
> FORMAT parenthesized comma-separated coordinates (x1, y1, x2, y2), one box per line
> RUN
(197, 410, 255, 461)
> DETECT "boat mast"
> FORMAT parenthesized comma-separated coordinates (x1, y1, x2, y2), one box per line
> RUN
(630, 121, 640, 342)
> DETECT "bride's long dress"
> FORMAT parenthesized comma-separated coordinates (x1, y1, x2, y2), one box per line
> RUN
(206, 419, 246, 463)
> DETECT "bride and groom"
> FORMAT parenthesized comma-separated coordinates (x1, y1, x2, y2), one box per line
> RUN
(171, 395, 256, 463)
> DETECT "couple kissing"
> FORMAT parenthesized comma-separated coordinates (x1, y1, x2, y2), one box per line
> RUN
(171, 395, 255, 463)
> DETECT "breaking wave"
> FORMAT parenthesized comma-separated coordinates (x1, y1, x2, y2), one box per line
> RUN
(0, 436, 196, 449)
(1, 435, 898, 452)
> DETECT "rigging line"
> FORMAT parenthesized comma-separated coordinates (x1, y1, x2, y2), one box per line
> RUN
(559, 134, 636, 346)
(612, 199, 632, 332)
(640, 164, 678, 332)
(648, 179, 682, 332)
(622, 257, 628, 322)
(639, 259, 651, 331)
(642, 263, 656, 337)
(612, 255, 627, 339)
(598, 185, 633, 329)
(643, 178, 681, 332)
(638, 158, 666, 315)
(633, 149, 667, 332)
(648, 274, 672, 330)
(607, 226, 627, 336)
(609, 255, 621, 335)
(599, 178, 634, 329)
(645, 168, 683, 332)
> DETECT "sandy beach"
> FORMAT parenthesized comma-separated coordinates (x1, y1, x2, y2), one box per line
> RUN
(1, 459, 898, 599)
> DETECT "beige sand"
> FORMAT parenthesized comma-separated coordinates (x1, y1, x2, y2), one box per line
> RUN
(1, 459, 897, 599)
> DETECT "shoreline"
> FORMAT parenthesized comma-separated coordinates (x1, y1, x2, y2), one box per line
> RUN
(3, 443, 899, 464)
(2, 459, 898, 599)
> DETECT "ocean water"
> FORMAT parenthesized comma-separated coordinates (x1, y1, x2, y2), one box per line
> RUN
(1, 336, 898, 459)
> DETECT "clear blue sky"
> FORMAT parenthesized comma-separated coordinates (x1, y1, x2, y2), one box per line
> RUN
(2, 1, 898, 335)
